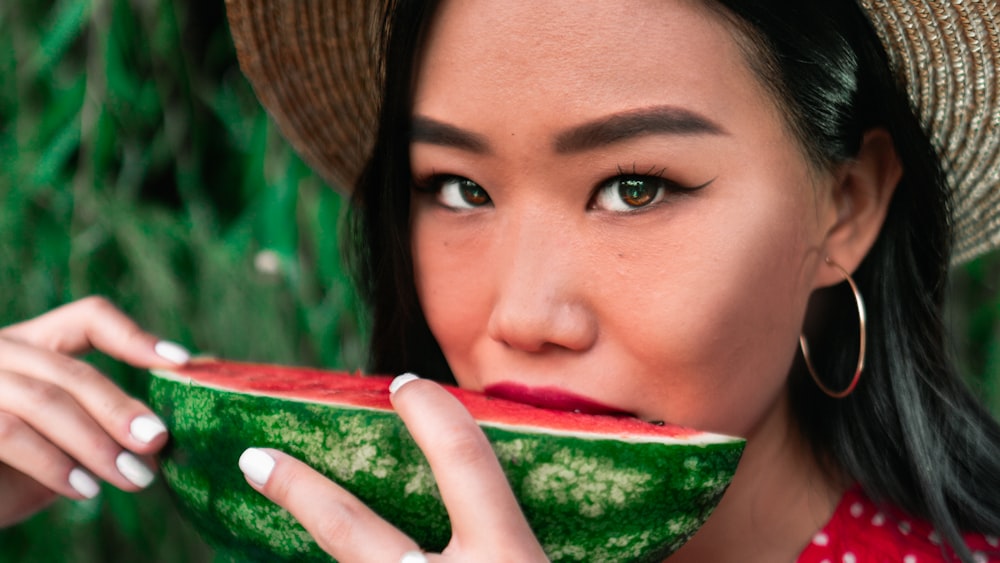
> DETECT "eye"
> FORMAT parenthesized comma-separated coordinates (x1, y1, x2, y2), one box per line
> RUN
(592, 175, 670, 212)
(590, 171, 712, 213)
(431, 176, 492, 210)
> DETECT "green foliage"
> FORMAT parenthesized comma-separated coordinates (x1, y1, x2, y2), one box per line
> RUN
(949, 256, 1000, 412)
(0, 0, 363, 560)
(0, 0, 998, 561)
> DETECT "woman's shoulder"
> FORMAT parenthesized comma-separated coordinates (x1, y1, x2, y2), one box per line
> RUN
(797, 486, 1000, 563)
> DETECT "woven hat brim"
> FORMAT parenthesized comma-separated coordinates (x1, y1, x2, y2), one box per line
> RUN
(860, 0, 1000, 263)
(225, 0, 384, 192)
(226, 0, 1000, 263)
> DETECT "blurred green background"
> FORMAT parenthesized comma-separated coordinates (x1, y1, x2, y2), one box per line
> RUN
(0, 0, 997, 561)
(0, 0, 363, 560)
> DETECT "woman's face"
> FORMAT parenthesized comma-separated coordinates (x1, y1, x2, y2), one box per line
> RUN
(409, 0, 838, 437)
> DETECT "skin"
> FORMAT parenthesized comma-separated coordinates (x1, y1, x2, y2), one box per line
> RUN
(408, 0, 845, 559)
(0, 297, 176, 527)
(411, 0, 820, 435)
(254, 1, 897, 561)
(2, 0, 902, 561)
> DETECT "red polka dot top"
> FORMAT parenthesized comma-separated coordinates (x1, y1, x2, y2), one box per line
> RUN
(797, 487, 1000, 562)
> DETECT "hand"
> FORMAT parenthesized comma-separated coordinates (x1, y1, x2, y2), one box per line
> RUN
(0, 296, 190, 527)
(239, 374, 549, 562)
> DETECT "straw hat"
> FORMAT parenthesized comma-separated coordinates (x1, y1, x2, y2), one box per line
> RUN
(224, 0, 1000, 263)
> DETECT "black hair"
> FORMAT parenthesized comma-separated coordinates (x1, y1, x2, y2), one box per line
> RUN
(708, 3, 1000, 561)
(347, 1, 1000, 560)
(347, 0, 451, 380)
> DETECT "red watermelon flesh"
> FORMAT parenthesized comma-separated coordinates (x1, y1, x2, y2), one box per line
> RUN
(149, 359, 745, 562)
(177, 359, 710, 442)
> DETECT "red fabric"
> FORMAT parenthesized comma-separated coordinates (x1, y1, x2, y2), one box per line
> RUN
(796, 487, 1000, 562)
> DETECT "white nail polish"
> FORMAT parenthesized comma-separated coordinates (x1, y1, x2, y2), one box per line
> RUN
(239, 448, 275, 486)
(399, 551, 429, 563)
(154, 340, 190, 365)
(390, 373, 421, 394)
(116, 452, 155, 488)
(130, 415, 167, 444)
(68, 468, 101, 499)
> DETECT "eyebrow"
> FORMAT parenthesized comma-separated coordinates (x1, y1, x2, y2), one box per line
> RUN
(410, 105, 725, 155)
(554, 106, 726, 153)
(411, 116, 490, 154)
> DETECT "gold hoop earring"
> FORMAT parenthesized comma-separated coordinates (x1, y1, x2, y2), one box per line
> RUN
(799, 257, 867, 399)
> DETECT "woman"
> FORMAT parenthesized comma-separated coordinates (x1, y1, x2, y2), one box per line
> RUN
(2, 0, 999, 561)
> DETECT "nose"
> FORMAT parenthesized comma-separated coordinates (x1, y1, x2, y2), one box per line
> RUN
(486, 214, 599, 354)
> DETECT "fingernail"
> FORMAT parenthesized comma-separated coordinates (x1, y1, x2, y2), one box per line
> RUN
(239, 448, 275, 486)
(390, 373, 421, 394)
(130, 415, 167, 444)
(154, 340, 190, 365)
(400, 551, 429, 563)
(68, 467, 100, 499)
(116, 452, 155, 488)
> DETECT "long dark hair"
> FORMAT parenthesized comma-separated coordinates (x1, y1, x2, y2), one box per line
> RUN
(709, 3, 1000, 561)
(347, 1, 1000, 560)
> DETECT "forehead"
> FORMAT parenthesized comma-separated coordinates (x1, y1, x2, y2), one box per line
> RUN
(412, 0, 779, 132)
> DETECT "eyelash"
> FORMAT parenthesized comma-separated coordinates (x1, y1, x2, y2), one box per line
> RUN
(605, 164, 709, 192)
(413, 173, 492, 210)
(587, 164, 711, 212)
(412, 165, 711, 211)
(412, 171, 450, 194)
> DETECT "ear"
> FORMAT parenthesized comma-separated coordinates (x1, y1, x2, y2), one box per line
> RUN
(814, 128, 902, 288)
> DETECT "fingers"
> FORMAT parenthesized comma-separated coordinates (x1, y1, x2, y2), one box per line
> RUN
(388, 375, 543, 554)
(0, 337, 169, 456)
(238, 375, 547, 562)
(0, 296, 186, 525)
(0, 296, 189, 368)
(0, 411, 101, 500)
(0, 370, 157, 492)
(238, 448, 423, 563)
(0, 465, 60, 528)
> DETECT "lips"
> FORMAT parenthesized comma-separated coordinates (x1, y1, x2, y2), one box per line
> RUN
(484, 382, 631, 416)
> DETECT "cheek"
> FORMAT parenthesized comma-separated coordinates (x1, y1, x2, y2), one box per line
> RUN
(411, 217, 492, 361)
(410, 174, 827, 437)
(630, 193, 820, 432)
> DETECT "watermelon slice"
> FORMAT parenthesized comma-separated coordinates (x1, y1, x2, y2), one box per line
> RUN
(149, 359, 744, 562)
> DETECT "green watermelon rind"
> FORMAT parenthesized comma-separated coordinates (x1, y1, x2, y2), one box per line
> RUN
(149, 370, 744, 562)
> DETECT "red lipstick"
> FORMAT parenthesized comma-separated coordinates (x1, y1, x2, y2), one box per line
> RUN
(484, 382, 629, 416)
